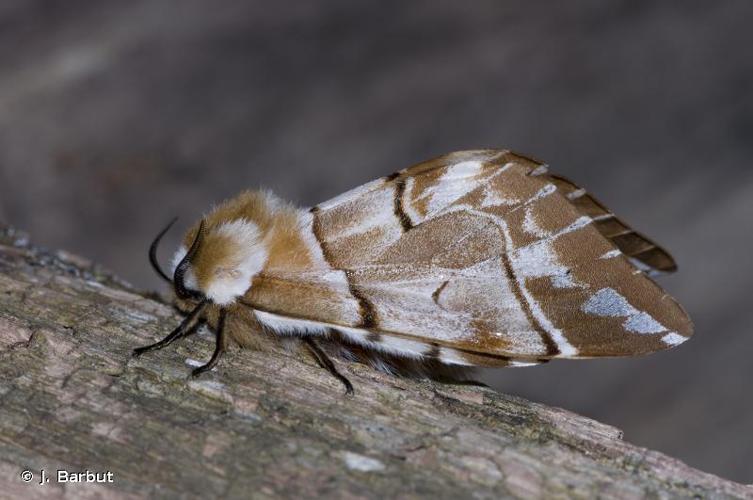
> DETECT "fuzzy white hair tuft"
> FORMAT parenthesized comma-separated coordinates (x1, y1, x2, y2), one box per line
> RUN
(204, 218, 268, 305)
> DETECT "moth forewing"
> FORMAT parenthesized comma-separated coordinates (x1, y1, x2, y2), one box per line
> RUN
(135, 149, 692, 391)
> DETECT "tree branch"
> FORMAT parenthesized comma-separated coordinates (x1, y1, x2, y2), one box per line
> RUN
(0, 225, 749, 498)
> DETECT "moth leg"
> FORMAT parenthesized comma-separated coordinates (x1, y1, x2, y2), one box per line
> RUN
(191, 309, 227, 377)
(132, 319, 205, 357)
(133, 299, 208, 357)
(303, 337, 354, 395)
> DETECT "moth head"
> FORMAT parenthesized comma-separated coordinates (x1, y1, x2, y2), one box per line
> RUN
(169, 218, 269, 306)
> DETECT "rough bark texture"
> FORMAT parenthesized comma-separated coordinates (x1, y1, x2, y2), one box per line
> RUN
(0, 226, 750, 500)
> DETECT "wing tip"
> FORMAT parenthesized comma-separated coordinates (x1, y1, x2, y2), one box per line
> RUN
(628, 242, 679, 275)
(546, 173, 681, 276)
(663, 293, 694, 339)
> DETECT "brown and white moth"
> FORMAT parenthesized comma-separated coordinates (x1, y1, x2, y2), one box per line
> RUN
(133, 150, 693, 393)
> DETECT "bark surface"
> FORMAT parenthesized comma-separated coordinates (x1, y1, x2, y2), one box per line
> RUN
(0, 225, 750, 499)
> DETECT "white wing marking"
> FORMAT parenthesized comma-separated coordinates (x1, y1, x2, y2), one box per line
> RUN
(566, 188, 587, 200)
(481, 184, 519, 208)
(522, 206, 550, 238)
(444, 205, 579, 357)
(316, 178, 386, 211)
(511, 216, 592, 290)
(509, 360, 539, 367)
(661, 332, 687, 346)
(529, 164, 549, 176)
(600, 249, 622, 260)
(325, 187, 403, 241)
(582, 288, 667, 334)
(254, 310, 428, 359)
(424, 160, 485, 215)
(413, 161, 514, 221)
(255, 310, 330, 335)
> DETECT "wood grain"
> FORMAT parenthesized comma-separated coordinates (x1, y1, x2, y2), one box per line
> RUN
(0, 225, 750, 499)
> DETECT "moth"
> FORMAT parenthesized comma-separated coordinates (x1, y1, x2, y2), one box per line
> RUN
(133, 150, 693, 393)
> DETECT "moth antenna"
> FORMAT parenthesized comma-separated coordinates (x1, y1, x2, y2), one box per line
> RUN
(132, 299, 208, 357)
(149, 217, 178, 283)
(174, 219, 206, 300)
(192, 308, 227, 377)
(303, 337, 354, 395)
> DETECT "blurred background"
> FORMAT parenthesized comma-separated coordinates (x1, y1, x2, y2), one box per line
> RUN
(0, 0, 751, 483)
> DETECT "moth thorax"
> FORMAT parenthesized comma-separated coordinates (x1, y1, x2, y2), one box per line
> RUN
(174, 219, 269, 306)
